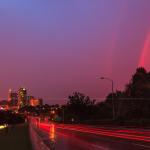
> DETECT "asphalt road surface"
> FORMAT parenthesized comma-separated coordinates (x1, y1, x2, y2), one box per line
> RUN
(37, 123, 150, 150)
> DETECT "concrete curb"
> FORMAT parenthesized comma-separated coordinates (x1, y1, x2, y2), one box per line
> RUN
(29, 124, 50, 150)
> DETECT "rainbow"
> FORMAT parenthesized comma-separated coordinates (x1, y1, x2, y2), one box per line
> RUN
(138, 32, 150, 71)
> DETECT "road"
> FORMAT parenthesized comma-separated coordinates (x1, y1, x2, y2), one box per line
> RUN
(34, 122, 150, 150)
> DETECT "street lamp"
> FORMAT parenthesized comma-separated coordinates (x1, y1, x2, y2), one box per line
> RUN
(51, 110, 55, 114)
(62, 107, 65, 124)
(100, 77, 115, 120)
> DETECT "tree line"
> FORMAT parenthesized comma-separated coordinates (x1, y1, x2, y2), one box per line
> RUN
(19, 67, 150, 126)
(61, 67, 150, 125)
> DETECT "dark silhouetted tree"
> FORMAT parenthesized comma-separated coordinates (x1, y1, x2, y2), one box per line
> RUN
(65, 92, 96, 122)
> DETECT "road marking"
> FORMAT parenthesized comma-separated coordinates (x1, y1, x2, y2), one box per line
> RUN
(133, 143, 150, 149)
(91, 144, 109, 150)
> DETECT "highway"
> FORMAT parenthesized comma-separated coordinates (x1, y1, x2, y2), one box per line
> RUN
(36, 122, 150, 150)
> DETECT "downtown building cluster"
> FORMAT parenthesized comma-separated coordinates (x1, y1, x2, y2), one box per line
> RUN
(0, 88, 43, 111)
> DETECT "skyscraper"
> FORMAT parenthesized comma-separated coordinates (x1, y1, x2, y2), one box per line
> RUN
(18, 88, 27, 107)
(8, 89, 18, 106)
(8, 89, 12, 102)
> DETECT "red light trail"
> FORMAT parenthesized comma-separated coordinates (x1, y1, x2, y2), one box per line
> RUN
(38, 123, 150, 143)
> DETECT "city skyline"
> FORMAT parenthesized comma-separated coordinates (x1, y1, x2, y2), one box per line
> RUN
(0, 0, 150, 103)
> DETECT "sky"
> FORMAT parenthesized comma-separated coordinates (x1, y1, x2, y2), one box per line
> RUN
(0, 0, 150, 104)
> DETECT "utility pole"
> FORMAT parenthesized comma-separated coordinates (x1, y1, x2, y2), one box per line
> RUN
(100, 77, 115, 120)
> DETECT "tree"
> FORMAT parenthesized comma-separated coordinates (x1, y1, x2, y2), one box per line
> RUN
(65, 92, 96, 123)
(125, 67, 150, 98)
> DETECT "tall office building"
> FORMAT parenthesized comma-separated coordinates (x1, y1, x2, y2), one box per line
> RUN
(18, 88, 27, 107)
(8, 89, 18, 106)
(8, 89, 12, 102)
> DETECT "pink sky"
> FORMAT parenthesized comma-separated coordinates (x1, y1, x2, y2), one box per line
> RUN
(0, 0, 150, 104)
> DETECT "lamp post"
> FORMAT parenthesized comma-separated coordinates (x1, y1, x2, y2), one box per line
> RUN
(61, 106, 65, 124)
(62, 108, 65, 124)
(100, 77, 115, 120)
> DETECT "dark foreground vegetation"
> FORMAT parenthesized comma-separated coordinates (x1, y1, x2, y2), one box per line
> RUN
(0, 110, 25, 125)
(20, 67, 150, 127)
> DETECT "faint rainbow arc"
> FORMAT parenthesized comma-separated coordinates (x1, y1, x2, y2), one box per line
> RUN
(138, 32, 150, 70)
